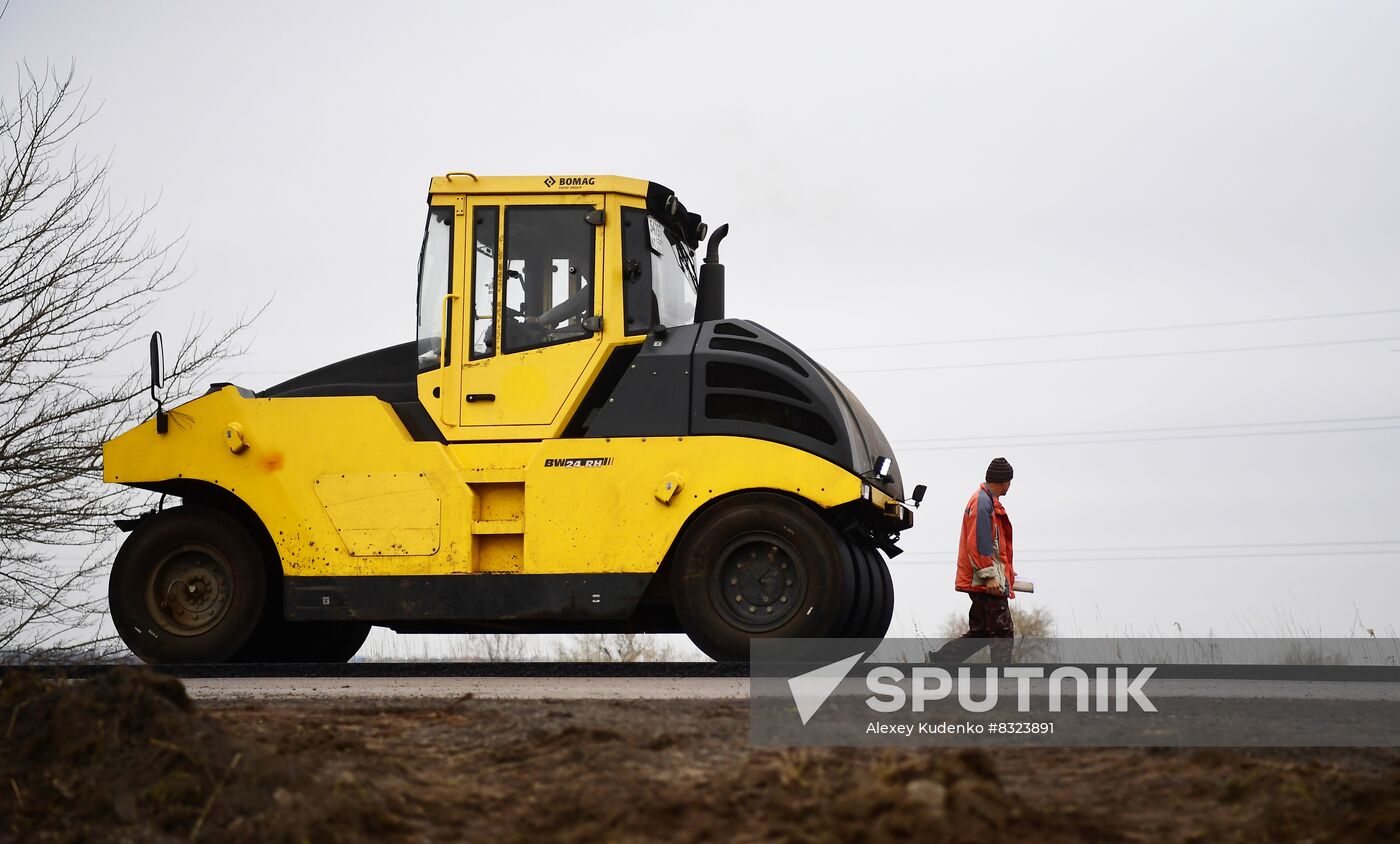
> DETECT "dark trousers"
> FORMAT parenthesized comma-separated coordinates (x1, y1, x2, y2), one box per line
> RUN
(932, 592, 1016, 664)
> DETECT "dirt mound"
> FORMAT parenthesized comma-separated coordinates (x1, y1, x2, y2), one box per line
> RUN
(472, 714, 1116, 844)
(0, 668, 412, 843)
(1199, 751, 1400, 844)
(5, 675, 1398, 843)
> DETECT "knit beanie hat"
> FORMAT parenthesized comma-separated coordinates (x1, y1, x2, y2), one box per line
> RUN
(986, 457, 1014, 483)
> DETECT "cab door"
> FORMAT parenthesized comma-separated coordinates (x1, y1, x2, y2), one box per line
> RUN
(457, 194, 605, 431)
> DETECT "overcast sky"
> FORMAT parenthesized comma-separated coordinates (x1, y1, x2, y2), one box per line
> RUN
(4, 1, 1398, 653)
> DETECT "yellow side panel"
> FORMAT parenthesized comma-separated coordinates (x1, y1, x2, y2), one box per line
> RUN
(103, 388, 865, 580)
(512, 437, 862, 574)
(103, 387, 477, 577)
(313, 473, 440, 557)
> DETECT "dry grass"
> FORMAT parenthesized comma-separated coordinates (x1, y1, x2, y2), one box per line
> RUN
(356, 631, 692, 663)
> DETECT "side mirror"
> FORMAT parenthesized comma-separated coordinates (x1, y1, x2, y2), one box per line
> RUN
(149, 331, 168, 434)
(149, 331, 165, 391)
(911, 484, 927, 509)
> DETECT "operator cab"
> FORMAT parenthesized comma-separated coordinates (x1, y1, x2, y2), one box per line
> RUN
(412, 175, 707, 439)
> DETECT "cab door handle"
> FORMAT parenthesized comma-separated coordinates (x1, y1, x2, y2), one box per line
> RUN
(465, 393, 495, 403)
(440, 294, 461, 366)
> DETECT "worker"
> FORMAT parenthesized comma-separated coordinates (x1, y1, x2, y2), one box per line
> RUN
(934, 457, 1017, 663)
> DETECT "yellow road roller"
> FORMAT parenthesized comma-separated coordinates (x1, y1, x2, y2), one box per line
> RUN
(102, 174, 921, 662)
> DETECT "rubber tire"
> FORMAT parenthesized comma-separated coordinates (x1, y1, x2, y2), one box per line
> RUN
(230, 576, 370, 663)
(229, 563, 287, 663)
(280, 622, 371, 663)
(859, 545, 895, 640)
(109, 506, 267, 664)
(837, 538, 872, 637)
(671, 492, 856, 662)
(235, 619, 371, 663)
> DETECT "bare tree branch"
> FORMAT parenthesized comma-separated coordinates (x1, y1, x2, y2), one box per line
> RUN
(0, 63, 255, 662)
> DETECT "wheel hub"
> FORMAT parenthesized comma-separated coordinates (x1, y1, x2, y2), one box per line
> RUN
(147, 545, 233, 636)
(715, 535, 805, 631)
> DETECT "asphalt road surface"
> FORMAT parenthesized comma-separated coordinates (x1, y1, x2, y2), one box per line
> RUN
(185, 676, 749, 701)
(179, 674, 1400, 704)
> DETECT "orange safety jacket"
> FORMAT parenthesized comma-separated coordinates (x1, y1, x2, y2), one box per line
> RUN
(955, 483, 1015, 598)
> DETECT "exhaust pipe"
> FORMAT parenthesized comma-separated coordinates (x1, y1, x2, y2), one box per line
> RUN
(695, 224, 729, 323)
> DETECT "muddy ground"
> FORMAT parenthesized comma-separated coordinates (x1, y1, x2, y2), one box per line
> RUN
(2, 669, 1398, 843)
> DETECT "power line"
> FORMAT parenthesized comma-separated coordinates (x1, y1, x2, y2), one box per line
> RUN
(1006, 540, 1391, 553)
(896, 549, 1400, 565)
(896, 423, 1400, 451)
(1029, 551, 1400, 562)
(892, 414, 1400, 445)
(811, 307, 1400, 353)
(837, 335, 1400, 375)
(902, 540, 1400, 555)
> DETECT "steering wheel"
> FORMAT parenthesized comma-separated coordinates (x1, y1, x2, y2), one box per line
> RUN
(504, 306, 550, 341)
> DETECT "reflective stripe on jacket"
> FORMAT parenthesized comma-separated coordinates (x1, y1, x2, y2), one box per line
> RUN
(955, 483, 1015, 598)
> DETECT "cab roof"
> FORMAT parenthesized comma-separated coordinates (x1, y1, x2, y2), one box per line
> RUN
(426, 173, 651, 198)
(427, 173, 707, 249)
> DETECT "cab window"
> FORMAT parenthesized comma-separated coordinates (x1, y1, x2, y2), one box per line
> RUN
(502, 206, 597, 354)
(471, 206, 499, 359)
(621, 206, 697, 335)
(415, 206, 454, 372)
